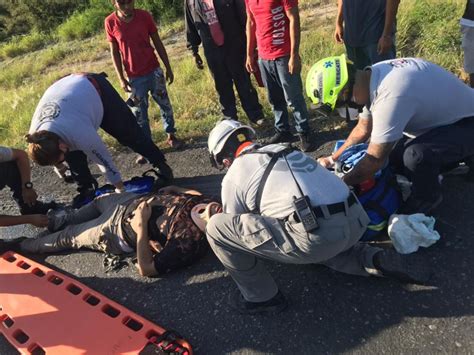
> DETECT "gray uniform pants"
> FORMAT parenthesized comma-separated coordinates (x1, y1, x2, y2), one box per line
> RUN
(20, 193, 137, 255)
(206, 201, 381, 302)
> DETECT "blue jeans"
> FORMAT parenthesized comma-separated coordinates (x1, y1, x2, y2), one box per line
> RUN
(129, 67, 176, 138)
(345, 42, 396, 70)
(258, 56, 310, 134)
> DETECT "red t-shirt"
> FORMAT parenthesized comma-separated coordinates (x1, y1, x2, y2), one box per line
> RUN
(105, 9, 160, 78)
(245, 0, 297, 60)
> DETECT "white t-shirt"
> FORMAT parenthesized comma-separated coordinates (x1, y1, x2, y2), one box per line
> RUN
(0, 146, 13, 163)
(222, 144, 350, 219)
(29, 74, 122, 184)
(360, 58, 474, 144)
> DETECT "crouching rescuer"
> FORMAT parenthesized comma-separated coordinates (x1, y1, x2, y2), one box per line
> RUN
(206, 120, 432, 315)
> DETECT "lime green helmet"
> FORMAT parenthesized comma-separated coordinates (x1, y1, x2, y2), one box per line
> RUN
(306, 54, 351, 112)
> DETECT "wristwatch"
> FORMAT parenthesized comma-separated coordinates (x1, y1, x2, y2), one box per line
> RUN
(24, 182, 33, 189)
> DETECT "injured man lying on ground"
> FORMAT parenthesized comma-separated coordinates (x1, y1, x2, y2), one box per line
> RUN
(2, 186, 221, 277)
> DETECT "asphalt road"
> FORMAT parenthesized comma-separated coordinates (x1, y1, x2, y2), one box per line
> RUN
(1, 121, 473, 354)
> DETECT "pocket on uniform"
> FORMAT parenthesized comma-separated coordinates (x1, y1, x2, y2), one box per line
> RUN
(239, 214, 274, 249)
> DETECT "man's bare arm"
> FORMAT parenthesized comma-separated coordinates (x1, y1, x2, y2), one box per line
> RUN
(342, 142, 395, 186)
(246, 8, 258, 73)
(0, 214, 48, 227)
(378, 0, 400, 54)
(150, 32, 174, 84)
(286, 6, 302, 74)
(334, 0, 344, 43)
(334, 118, 372, 161)
(132, 199, 159, 277)
(158, 185, 202, 196)
(109, 41, 131, 92)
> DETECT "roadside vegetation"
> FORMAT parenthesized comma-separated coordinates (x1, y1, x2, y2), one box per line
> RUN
(0, 0, 466, 147)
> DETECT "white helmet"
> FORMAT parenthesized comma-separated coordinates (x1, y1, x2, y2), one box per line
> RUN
(208, 119, 255, 168)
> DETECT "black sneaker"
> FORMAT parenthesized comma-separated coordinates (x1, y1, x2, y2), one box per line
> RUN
(373, 249, 432, 284)
(0, 237, 27, 254)
(20, 201, 59, 215)
(228, 289, 288, 315)
(297, 133, 314, 152)
(266, 131, 294, 144)
(71, 188, 96, 209)
(399, 194, 443, 215)
(156, 161, 174, 181)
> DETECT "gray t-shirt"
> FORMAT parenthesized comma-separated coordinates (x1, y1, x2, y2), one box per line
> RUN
(342, 0, 393, 47)
(221, 144, 349, 219)
(29, 74, 121, 184)
(0, 146, 13, 163)
(360, 58, 474, 143)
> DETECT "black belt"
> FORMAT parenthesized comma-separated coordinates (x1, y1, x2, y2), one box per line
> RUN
(312, 193, 358, 218)
(85, 75, 102, 97)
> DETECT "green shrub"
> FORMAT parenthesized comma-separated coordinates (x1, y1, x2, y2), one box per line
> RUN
(0, 1, 87, 41)
(56, 7, 111, 41)
(0, 31, 51, 60)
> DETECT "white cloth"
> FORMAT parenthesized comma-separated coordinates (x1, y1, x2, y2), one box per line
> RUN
(222, 144, 350, 218)
(360, 58, 474, 143)
(0, 146, 13, 163)
(29, 74, 122, 184)
(388, 213, 440, 254)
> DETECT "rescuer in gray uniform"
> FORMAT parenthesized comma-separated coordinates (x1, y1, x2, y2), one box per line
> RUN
(205, 119, 431, 315)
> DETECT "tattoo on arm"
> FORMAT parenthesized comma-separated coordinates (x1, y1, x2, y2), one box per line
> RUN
(342, 142, 395, 186)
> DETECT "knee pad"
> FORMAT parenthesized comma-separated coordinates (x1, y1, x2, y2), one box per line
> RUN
(403, 144, 434, 172)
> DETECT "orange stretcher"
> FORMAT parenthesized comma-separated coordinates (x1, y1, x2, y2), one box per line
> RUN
(0, 251, 193, 355)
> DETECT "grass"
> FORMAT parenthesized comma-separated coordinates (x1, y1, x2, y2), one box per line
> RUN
(0, 31, 52, 60)
(0, 0, 467, 148)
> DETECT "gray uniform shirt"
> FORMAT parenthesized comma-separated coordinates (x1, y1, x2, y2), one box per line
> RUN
(359, 58, 474, 144)
(221, 144, 349, 219)
(29, 74, 121, 184)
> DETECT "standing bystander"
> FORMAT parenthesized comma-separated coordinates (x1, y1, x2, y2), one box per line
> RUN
(185, 0, 265, 125)
(334, 0, 400, 70)
(245, 0, 313, 152)
(105, 0, 183, 165)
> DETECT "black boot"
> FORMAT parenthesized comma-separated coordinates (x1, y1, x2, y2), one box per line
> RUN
(20, 200, 59, 215)
(0, 237, 28, 254)
(227, 289, 288, 315)
(266, 131, 294, 144)
(156, 161, 174, 181)
(373, 249, 432, 284)
(71, 187, 96, 209)
(399, 194, 443, 215)
(297, 132, 314, 152)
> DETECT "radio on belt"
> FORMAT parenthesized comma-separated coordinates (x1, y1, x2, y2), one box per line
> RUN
(292, 195, 319, 232)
